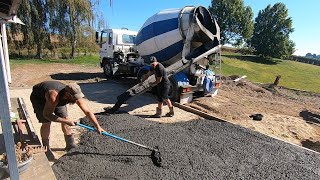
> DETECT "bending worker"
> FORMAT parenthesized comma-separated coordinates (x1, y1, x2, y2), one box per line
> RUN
(30, 81, 105, 160)
(139, 56, 174, 118)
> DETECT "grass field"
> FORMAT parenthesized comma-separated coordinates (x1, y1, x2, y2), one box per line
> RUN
(9, 55, 100, 68)
(220, 53, 320, 93)
(8, 53, 320, 93)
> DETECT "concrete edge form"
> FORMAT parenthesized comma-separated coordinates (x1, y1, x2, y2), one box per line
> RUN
(172, 101, 225, 122)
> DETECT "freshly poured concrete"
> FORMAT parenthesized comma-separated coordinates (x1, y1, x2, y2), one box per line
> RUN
(52, 114, 320, 179)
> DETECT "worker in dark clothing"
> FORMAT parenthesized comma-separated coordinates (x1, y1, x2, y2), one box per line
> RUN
(139, 56, 174, 118)
(30, 81, 105, 160)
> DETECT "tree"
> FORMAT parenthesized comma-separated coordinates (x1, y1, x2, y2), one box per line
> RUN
(48, 0, 95, 58)
(306, 53, 312, 58)
(9, 0, 48, 58)
(250, 3, 295, 59)
(10, 0, 34, 56)
(208, 0, 254, 46)
(30, 0, 48, 59)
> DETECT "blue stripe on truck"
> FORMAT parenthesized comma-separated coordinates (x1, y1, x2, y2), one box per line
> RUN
(135, 18, 179, 45)
(141, 40, 184, 63)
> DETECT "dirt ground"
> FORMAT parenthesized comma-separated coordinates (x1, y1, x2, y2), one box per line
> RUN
(8, 63, 320, 154)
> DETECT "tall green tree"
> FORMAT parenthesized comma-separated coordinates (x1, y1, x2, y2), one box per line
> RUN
(10, 0, 48, 58)
(10, 0, 34, 56)
(31, 0, 48, 59)
(48, 0, 95, 58)
(208, 0, 254, 46)
(250, 3, 295, 59)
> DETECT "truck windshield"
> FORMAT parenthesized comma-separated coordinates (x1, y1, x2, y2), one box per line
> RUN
(122, 34, 135, 44)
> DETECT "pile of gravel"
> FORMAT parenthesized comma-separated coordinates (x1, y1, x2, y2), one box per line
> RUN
(52, 114, 320, 179)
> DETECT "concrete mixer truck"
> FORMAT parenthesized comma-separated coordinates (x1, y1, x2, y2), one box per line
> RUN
(96, 6, 221, 113)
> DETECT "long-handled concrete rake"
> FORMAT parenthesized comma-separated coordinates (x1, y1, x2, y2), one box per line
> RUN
(76, 122, 162, 167)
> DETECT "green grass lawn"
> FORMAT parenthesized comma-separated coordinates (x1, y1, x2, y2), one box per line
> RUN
(219, 53, 320, 93)
(9, 55, 100, 69)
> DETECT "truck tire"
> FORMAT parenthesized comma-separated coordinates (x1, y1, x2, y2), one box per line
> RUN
(169, 77, 180, 102)
(137, 68, 149, 83)
(103, 61, 113, 78)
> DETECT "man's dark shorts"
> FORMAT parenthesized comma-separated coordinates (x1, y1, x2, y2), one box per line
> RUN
(156, 84, 170, 102)
(30, 94, 68, 123)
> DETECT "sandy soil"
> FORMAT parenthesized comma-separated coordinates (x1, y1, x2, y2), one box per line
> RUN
(8, 63, 320, 154)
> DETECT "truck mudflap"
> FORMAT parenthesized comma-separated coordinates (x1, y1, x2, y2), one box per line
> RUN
(104, 45, 221, 114)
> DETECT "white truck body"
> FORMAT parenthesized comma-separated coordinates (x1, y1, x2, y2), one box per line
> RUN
(99, 28, 137, 59)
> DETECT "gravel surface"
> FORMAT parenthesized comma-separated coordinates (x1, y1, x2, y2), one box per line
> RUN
(52, 114, 320, 180)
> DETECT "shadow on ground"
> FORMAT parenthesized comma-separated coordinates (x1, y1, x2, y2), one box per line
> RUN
(50, 70, 153, 113)
(74, 80, 155, 113)
(299, 110, 320, 124)
(50, 72, 104, 81)
(299, 110, 320, 153)
(301, 139, 320, 153)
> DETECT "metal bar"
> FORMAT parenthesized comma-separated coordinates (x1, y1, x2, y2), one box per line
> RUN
(76, 123, 154, 151)
(17, 97, 39, 142)
(0, 23, 19, 180)
(1, 23, 11, 83)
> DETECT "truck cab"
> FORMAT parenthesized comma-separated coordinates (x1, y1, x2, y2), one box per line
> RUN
(97, 28, 139, 77)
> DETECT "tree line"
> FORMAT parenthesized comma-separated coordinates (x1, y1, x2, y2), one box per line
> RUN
(305, 53, 320, 60)
(8, 0, 295, 60)
(209, 0, 295, 59)
(8, 0, 104, 59)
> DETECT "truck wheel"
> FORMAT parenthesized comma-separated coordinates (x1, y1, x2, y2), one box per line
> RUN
(103, 61, 113, 78)
(137, 68, 149, 83)
(169, 78, 179, 102)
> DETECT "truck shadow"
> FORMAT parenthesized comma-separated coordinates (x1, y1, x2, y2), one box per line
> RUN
(50, 72, 104, 81)
(50, 72, 155, 113)
(77, 80, 155, 113)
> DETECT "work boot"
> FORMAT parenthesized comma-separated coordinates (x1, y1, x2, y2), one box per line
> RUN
(150, 107, 162, 118)
(165, 106, 174, 117)
(42, 139, 55, 161)
(64, 134, 76, 151)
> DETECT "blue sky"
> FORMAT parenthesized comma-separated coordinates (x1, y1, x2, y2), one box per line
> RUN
(99, 0, 319, 56)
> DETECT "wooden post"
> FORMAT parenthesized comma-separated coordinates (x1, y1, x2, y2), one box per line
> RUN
(273, 75, 281, 86)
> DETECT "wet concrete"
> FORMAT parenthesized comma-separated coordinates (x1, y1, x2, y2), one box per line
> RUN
(52, 114, 320, 180)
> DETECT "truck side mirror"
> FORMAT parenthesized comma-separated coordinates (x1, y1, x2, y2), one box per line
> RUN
(95, 31, 99, 43)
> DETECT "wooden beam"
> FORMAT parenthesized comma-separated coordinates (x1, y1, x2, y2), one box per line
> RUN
(172, 102, 226, 122)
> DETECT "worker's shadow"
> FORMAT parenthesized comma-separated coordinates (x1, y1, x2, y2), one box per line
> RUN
(299, 110, 320, 124)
